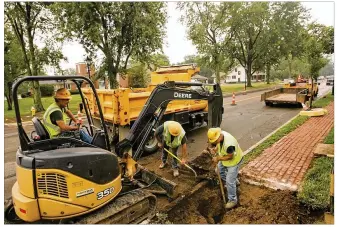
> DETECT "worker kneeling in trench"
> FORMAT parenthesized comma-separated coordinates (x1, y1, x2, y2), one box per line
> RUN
(155, 121, 188, 177)
(208, 128, 243, 209)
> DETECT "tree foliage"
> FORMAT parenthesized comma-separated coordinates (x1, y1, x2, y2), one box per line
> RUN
(5, 2, 65, 111)
(4, 25, 27, 110)
(304, 23, 330, 108)
(52, 2, 167, 89)
(178, 2, 234, 83)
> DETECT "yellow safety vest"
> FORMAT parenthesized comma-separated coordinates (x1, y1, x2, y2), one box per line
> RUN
(163, 121, 186, 149)
(218, 131, 243, 167)
(43, 103, 67, 138)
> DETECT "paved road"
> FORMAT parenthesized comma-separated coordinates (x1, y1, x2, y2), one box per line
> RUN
(4, 82, 331, 199)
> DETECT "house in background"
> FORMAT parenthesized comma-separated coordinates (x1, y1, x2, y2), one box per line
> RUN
(224, 65, 266, 83)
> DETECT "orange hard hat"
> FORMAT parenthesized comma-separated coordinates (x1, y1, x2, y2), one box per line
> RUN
(208, 128, 221, 143)
(168, 121, 182, 136)
(54, 88, 72, 100)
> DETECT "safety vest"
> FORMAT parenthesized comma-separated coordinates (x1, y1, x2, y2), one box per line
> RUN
(163, 121, 186, 149)
(43, 103, 67, 138)
(217, 131, 243, 167)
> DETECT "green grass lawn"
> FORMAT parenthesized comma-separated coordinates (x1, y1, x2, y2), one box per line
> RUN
(221, 81, 281, 94)
(4, 94, 82, 122)
(313, 93, 334, 108)
(298, 126, 334, 210)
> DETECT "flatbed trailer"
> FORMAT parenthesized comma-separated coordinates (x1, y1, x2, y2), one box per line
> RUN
(261, 87, 309, 106)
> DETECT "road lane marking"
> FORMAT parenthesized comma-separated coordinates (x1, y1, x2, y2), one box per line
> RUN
(224, 95, 260, 105)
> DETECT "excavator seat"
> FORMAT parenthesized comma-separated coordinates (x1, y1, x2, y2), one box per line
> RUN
(31, 117, 50, 140)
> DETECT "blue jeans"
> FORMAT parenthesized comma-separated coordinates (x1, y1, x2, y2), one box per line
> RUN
(161, 145, 178, 169)
(218, 158, 243, 203)
(79, 129, 93, 144)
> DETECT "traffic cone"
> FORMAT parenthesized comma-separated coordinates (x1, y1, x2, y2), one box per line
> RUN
(231, 92, 236, 106)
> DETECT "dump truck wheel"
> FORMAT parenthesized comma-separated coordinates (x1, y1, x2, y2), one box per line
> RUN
(143, 134, 158, 154)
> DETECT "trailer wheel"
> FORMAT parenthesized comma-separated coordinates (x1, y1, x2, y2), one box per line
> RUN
(143, 134, 159, 154)
(265, 101, 272, 106)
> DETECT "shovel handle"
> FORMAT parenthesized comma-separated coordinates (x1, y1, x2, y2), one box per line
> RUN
(163, 148, 197, 177)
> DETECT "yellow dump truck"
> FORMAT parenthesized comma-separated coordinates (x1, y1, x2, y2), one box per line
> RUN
(82, 64, 210, 153)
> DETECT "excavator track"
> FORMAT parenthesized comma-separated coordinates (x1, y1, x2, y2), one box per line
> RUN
(75, 189, 156, 224)
(5, 189, 156, 224)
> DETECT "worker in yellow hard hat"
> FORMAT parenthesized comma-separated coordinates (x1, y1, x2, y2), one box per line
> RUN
(42, 88, 92, 143)
(207, 127, 243, 209)
(155, 121, 188, 177)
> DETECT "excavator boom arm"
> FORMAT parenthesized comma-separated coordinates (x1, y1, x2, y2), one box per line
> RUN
(116, 81, 223, 160)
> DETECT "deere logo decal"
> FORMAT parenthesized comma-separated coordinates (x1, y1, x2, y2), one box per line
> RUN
(174, 92, 192, 99)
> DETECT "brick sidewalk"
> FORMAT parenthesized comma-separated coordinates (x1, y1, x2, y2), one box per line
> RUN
(240, 102, 334, 191)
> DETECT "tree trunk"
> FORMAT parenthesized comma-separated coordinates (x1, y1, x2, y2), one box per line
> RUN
(106, 55, 118, 89)
(287, 54, 293, 78)
(5, 94, 13, 111)
(215, 65, 221, 84)
(27, 6, 44, 112)
(247, 62, 252, 87)
(6, 82, 13, 110)
(309, 76, 314, 109)
(266, 63, 271, 84)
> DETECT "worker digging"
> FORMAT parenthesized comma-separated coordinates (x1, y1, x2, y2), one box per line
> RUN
(207, 128, 243, 209)
(155, 121, 188, 177)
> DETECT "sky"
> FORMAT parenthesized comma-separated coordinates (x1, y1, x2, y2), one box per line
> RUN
(59, 1, 335, 70)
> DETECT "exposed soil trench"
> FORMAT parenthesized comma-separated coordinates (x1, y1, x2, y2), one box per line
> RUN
(140, 150, 324, 224)
(164, 182, 324, 224)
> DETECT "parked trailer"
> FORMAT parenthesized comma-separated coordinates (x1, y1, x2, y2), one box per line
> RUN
(261, 87, 309, 107)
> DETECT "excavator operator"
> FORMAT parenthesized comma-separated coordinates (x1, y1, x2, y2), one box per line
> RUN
(42, 88, 92, 143)
(155, 121, 188, 177)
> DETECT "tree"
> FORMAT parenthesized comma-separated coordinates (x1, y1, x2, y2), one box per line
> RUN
(261, 2, 308, 84)
(179, 54, 214, 78)
(147, 53, 170, 71)
(4, 25, 26, 110)
(271, 57, 310, 80)
(5, 2, 65, 111)
(304, 23, 330, 108)
(178, 2, 234, 83)
(52, 2, 167, 89)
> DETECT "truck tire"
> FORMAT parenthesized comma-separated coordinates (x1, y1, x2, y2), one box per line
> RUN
(143, 134, 159, 154)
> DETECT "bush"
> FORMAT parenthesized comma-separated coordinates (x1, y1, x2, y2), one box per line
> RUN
(40, 85, 54, 97)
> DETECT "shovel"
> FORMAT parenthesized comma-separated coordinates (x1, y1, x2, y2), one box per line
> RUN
(163, 147, 197, 178)
(216, 166, 227, 207)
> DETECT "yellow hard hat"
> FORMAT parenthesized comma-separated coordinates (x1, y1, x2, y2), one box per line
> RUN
(54, 88, 72, 100)
(168, 121, 182, 136)
(208, 128, 221, 143)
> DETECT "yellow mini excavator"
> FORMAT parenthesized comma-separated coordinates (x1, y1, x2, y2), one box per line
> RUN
(5, 76, 223, 224)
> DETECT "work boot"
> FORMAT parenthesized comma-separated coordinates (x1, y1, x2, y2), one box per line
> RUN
(225, 201, 237, 209)
(173, 169, 179, 177)
(159, 162, 167, 169)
